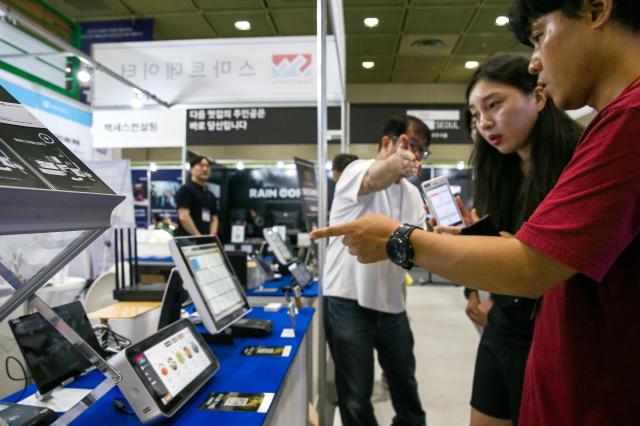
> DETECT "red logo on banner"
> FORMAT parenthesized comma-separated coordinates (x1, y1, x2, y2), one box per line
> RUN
(272, 54, 312, 77)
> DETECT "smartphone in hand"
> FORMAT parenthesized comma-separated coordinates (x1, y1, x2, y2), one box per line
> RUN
(421, 176, 464, 227)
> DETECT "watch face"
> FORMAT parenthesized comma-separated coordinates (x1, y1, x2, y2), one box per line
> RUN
(386, 237, 408, 264)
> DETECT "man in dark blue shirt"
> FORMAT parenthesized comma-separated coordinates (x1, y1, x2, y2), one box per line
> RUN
(174, 156, 218, 237)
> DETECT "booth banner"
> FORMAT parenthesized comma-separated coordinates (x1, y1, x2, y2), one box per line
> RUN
(220, 167, 303, 241)
(351, 104, 470, 144)
(92, 36, 343, 107)
(186, 106, 340, 145)
(293, 157, 318, 232)
(81, 19, 154, 54)
(131, 168, 149, 228)
(92, 109, 185, 148)
(150, 169, 182, 224)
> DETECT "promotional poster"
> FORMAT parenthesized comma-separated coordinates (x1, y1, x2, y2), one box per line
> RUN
(0, 84, 112, 194)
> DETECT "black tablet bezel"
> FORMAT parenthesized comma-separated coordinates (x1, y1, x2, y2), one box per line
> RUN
(172, 235, 251, 332)
(8, 301, 101, 395)
(124, 319, 219, 416)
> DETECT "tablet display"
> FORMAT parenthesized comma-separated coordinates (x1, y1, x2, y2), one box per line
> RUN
(262, 228, 295, 265)
(169, 236, 251, 334)
(125, 319, 219, 415)
(9, 301, 103, 395)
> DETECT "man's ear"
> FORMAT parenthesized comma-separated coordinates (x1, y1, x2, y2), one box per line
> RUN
(533, 85, 548, 112)
(380, 135, 392, 151)
(585, 0, 612, 30)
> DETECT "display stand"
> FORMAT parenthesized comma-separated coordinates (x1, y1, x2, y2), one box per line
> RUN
(0, 84, 124, 425)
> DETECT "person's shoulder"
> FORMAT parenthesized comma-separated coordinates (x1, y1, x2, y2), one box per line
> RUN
(176, 183, 189, 192)
(175, 183, 191, 198)
(336, 159, 374, 187)
(342, 158, 372, 174)
(598, 85, 640, 121)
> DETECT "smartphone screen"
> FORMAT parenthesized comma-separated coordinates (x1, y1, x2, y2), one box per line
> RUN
(422, 180, 463, 227)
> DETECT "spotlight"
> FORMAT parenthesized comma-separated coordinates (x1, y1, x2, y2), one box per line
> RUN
(363, 17, 379, 28)
(361, 61, 375, 70)
(495, 16, 509, 27)
(464, 61, 479, 70)
(77, 69, 91, 82)
(234, 21, 251, 31)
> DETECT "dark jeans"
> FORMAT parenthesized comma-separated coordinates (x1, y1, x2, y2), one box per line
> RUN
(325, 296, 426, 426)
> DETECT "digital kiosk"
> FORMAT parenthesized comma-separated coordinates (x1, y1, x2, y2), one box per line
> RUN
(111, 319, 220, 424)
(169, 236, 252, 334)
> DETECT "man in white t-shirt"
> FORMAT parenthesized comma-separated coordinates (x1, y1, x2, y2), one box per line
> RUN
(324, 115, 430, 426)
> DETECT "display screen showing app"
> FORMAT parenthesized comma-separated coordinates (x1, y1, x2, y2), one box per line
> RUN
(426, 184, 463, 227)
(135, 327, 210, 406)
(182, 244, 245, 321)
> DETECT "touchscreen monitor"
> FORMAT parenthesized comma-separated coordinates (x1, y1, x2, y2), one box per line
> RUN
(262, 227, 295, 265)
(9, 301, 103, 395)
(289, 262, 313, 287)
(158, 268, 189, 330)
(114, 319, 219, 422)
(169, 235, 251, 334)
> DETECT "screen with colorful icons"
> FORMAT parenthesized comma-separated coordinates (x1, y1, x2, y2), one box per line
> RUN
(131, 326, 211, 406)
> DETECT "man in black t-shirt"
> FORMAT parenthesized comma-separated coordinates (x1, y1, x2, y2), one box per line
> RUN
(174, 156, 218, 237)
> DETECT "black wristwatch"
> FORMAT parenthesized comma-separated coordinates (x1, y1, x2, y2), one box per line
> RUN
(386, 224, 421, 270)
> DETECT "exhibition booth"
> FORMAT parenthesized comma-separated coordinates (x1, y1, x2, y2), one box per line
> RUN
(0, 2, 480, 426)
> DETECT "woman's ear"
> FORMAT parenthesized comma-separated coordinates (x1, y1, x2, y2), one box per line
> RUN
(533, 85, 548, 112)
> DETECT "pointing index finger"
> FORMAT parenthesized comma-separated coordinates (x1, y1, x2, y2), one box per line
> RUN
(310, 223, 350, 239)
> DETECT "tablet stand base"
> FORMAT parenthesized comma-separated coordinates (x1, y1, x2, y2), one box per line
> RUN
(201, 329, 234, 345)
(20, 387, 92, 412)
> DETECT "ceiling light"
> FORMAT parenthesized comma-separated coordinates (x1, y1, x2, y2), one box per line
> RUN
(363, 17, 379, 28)
(457, 161, 465, 170)
(77, 69, 91, 82)
(236, 161, 245, 170)
(276, 161, 285, 169)
(149, 162, 158, 172)
(464, 60, 479, 70)
(495, 16, 510, 27)
(362, 61, 375, 70)
(234, 20, 251, 31)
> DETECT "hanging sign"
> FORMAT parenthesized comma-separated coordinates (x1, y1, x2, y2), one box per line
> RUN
(92, 36, 343, 107)
(351, 104, 471, 144)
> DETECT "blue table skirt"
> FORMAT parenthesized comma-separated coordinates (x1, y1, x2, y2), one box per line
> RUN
(4, 307, 315, 425)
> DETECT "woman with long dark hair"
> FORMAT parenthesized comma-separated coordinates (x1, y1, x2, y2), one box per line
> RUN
(450, 54, 583, 426)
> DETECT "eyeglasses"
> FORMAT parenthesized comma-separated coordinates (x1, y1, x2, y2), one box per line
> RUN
(390, 135, 431, 160)
(409, 140, 431, 160)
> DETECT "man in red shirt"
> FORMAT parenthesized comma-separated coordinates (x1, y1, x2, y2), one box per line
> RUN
(311, 0, 640, 424)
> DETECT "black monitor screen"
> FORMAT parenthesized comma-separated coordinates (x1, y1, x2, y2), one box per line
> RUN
(9, 301, 102, 395)
(158, 269, 189, 330)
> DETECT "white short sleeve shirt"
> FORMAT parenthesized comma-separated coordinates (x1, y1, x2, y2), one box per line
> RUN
(323, 159, 426, 313)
